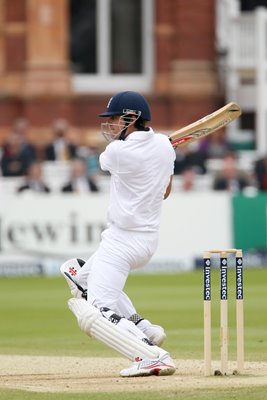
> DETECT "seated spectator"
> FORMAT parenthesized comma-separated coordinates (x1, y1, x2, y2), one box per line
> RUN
(180, 167, 196, 191)
(13, 117, 37, 161)
(174, 143, 207, 175)
(44, 119, 77, 161)
(77, 143, 101, 178)
(199, 131, 230, 159)
(17, 161, 50, 193)
(1, 131, 36, 176)
(61, 158, 99, 194)
(86, 146, 101, 177)
(254, 154, 267, 191)
(212, 152, 250, 193)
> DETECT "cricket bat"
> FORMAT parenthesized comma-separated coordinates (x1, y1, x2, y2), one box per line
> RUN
(169, 102, 241, 149)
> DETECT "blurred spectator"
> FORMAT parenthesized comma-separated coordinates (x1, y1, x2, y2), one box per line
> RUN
(17, 161, 50, 193)
(212, 152, 250, 193)
(174, 143, 207, 175)
(12, 117, 37, 161)
(61, 158, 99, 193)
(180, 167, 196, 191)
(86, 146, 101, 176)
(44, 119, 77, 161)
(254, 154, 267, 191)
(77, 144, 101, 177)
(1, 131, 36, 176)
(199, 131, 230, 159)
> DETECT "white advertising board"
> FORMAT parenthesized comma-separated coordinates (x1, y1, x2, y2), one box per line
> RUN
(0, 193, 232, 275)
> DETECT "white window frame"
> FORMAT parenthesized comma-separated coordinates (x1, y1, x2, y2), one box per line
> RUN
(72, 0, 154, 93)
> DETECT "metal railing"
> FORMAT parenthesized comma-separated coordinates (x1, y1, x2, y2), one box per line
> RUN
(229, 13, 256, 69)
(217, 5, 267, 156)
(228, 9, 267, 71)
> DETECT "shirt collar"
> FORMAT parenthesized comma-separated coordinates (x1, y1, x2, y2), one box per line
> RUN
(125, 128, 154, 141)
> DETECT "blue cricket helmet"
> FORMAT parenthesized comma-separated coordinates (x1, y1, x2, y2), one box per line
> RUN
(99, 91, 151, 121)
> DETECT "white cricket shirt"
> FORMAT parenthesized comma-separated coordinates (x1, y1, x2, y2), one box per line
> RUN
(99, 129, 175, 231)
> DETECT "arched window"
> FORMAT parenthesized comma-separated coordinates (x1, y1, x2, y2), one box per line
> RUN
(70, 0, 154, 93)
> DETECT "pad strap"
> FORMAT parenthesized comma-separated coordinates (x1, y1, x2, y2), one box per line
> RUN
(128, 313, 144, 325)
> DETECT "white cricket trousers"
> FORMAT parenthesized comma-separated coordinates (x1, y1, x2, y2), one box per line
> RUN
(75, 224, 158, 315)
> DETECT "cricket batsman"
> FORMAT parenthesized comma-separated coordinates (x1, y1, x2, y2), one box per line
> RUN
(61, 91, 176, 377)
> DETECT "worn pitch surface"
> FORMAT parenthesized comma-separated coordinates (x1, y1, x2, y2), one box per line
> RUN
(0, 355, 266, 393)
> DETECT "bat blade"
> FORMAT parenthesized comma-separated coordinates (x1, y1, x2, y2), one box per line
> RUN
(169, 102, 241, 149)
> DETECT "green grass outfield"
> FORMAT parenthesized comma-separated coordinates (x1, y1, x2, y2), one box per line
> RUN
(0, 268, 266, 399)
(0, 387, 266, 400)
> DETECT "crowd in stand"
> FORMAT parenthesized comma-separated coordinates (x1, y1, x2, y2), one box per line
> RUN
(0, 117, 267, 194)
(0, 117, 101, 195)
(173, 131, 267, 193)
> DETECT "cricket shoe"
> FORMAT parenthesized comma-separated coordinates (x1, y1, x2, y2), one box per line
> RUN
(60, 258, 87, 299)
(120, 352, 176, 377)
(137, 320, 166, 347)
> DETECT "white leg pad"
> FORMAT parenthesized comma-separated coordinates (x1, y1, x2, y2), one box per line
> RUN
(68, 298, 162, 361)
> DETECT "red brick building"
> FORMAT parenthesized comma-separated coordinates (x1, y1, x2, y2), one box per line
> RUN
(0, 0, 221, 150)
